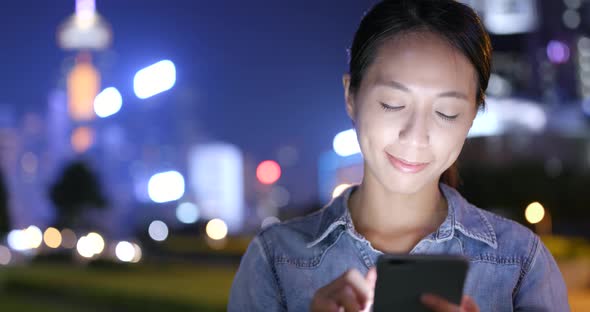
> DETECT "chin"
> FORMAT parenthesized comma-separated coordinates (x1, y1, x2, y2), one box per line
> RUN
(379, 173, 433, 195)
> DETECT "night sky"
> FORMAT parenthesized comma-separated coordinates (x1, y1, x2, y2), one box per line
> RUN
(0, 0, 379, 204)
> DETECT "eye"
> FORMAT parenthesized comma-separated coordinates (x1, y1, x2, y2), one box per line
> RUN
(380, 102, 405, 112)
(436, 111, 459, 121)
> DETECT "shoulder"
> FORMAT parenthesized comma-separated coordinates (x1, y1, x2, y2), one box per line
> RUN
(463, 203, 540, 266)
(255, 208, 327, 254)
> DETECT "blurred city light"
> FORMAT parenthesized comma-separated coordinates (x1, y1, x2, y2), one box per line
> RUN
(487, 73, 513, 97)
(131, 243, 142, 263)
(269, 185, 290, 208)
(115, 241, 135, 262)
(332, 183, 352, 199)
(71, 126, 94, 153)
(468, 97, 547, 138)
(188, 143, 245, 233)
(333, 129, 361, 157)
(76, 0, 95, 20)
(148, 220, 169, 242)
(256, 160, 281, 185)
(261, 216, 280, 229)
(482, 0, 538, 35)
(133, 60, 176, 99)
(67, 54, 100, 121)
(206, 218, 228, 240)
(86, 232, 105, 255)
(24, 226, 43, 249)
(147, 170, 185, 203)
(525, 202, 546, 224)
(0, 245, 11, 265)
(176, 202, 200, 224)
(61, 229, 77, 249)
(562, 10, 581, 29)
(547, 40, 570, 64)
(94, 87, 122, 118)
(7, 230, 28, 251)
(21, 152, 39, 175)
(43, 227, 63, 249)
(76, 236, 95, 258)
(564, 0, 582, 9)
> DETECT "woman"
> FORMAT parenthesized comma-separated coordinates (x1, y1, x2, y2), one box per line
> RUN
(229, 0, 570, 311)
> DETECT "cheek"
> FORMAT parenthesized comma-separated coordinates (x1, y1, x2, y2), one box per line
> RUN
(356, 111, 398, 149)
(432, 128, 468, 163)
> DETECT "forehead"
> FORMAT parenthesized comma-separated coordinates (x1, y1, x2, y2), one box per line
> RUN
(365, 32, 477, 95)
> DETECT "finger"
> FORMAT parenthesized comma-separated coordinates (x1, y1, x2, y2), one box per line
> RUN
(460, 295, 479, 312)
(421, 293, 460, 312)
(335, 269, 372, 305)
(365, 267, 377, 288)
(334, 285, 362, 312)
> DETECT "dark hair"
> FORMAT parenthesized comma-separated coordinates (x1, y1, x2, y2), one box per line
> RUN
(348, 0, 492, 187)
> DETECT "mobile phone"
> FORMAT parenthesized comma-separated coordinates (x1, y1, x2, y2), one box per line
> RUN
(373, 254, 469, 312)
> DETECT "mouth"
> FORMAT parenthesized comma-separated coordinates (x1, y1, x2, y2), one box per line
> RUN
(386, 153, 430, 174)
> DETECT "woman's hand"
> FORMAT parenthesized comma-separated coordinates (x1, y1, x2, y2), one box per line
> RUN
(310, 268, 377, 312)
(421, 293, 480, 312)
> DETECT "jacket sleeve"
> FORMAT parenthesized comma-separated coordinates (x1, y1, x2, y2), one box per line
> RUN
(228, 235, 286, 311)
(513, 236, 570, 311)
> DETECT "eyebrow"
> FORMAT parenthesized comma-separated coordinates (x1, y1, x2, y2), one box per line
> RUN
(377, 79, 469, 101)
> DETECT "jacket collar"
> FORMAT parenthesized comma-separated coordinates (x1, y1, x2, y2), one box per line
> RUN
(307, 183, 497, 249)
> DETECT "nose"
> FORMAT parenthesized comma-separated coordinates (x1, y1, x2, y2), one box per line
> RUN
(398, 109, 430, 148)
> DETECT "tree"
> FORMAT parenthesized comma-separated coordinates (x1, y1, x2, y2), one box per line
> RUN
(49, 161, 108, 229)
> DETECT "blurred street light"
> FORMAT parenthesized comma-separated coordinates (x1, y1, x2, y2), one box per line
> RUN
(134, 60, 176, 99)
(256, 160, 281, 185)
(333, 129, 360, 157)
(147, 171, 185, 203)
(94, 87, 122, 118)
(206, 219, 228, 240)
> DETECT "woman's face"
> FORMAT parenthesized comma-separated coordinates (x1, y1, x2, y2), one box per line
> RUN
(344, 32, 478, 194)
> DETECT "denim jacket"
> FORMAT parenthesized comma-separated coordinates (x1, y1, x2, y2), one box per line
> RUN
(229, 184, 570, 311)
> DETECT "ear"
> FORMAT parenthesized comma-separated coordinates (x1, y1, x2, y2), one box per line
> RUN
(343, 74, 356, 122)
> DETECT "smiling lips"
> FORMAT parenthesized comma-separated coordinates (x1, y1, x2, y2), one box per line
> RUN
(386, 153, 429, 173)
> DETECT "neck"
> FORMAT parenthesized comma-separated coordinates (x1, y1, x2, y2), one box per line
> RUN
(348, 170, 448, 252)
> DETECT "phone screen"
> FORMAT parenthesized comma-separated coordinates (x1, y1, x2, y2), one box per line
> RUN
(373, 254, 469, 312)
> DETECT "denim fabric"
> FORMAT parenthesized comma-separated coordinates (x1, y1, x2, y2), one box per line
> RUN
(229, 184, 570, 311)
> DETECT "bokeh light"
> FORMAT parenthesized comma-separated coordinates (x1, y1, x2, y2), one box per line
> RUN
(256, 160, 281, 185)
(61, 229, 77, 249)
(148, 220, 169, 242)
(0, 245, 11, 265)
(24, 226, 43, 249)
(94, 87, 122, 118)
(333, 129, 361, 157)
(71, 126, 94, 153)
(147, 171, 185, 203)
(206, 218, 228, 240)
(76, 236, 95, 258)
(131, 243, 142, 263)
(67, 55, 100, 121)
(86, 232, 105, 255)
(115, 241, 135, 262)
(525, 202, 546, 224)
(21, 152, 38, 175)
(176, 202, 200, 224)
(7, 230, 28, 251)
(134, 60, 176, 99)
(562, 9, 581, 29)
(269, 185, 290, 208)
(547, 40, 570, 64)
(43, 227, 63, 249)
